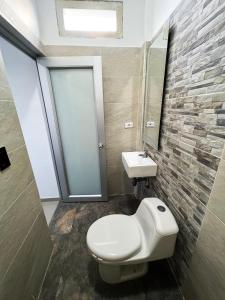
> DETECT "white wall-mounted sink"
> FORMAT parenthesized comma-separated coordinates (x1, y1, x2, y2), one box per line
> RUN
(122, 152, 157, 178)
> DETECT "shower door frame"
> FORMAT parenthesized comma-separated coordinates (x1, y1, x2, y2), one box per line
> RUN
(37, 56, 107, 202)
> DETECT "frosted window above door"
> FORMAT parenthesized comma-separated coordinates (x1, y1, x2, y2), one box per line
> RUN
(56, 0, 123, 38)
(63, 9, 117, 32)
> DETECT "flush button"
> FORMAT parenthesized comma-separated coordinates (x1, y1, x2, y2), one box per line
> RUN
(157, 205, 166, 212)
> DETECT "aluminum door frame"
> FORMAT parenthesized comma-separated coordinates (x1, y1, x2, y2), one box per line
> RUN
(37, 56, 107, 202)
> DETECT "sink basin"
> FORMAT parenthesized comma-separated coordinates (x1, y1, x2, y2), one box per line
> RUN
(122, 151, 157, 178)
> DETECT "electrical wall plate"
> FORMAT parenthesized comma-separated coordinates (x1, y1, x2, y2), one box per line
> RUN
(0, 147, 11, 171)
(124, 121, 134, 129)
(145, 121, 155, 128)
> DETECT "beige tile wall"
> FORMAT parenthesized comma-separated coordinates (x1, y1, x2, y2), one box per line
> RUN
(207, 158, 225, 223)
(182, 146, 225, 300)
(44, 46, 143, 195)
(222, 147, 225, 160)
(0, 51, 52, 299)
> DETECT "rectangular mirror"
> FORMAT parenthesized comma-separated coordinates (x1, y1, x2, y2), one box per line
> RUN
(142, 22, 169, 150)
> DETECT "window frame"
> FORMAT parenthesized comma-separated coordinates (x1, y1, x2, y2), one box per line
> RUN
(55, 0, 123, 39)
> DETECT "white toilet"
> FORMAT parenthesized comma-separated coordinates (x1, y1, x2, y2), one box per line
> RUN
(86, 198, 179, 284)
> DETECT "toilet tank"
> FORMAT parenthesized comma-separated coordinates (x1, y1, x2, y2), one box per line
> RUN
(134, 198, 179, 260)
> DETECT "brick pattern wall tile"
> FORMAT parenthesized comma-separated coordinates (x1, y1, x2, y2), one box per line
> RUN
(144, 0, 225, 281)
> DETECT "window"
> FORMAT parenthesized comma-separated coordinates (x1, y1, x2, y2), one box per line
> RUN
(56, 0, 123, 38)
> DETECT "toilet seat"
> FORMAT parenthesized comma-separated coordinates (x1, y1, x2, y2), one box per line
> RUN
(87, 214, 141, 262)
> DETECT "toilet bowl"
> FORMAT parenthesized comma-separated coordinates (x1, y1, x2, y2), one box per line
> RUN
(86, 198, 179, 284)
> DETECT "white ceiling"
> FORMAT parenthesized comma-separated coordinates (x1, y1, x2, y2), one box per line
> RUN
(36, 0, 146, 47)
(1, 0, 182, 48)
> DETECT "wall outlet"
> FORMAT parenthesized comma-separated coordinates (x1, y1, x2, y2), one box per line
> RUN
(124, 121, 134, 129)
(146, 121, 155, 128)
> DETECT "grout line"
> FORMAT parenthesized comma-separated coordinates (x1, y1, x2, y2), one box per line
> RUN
(207, 157, 224, 208)
(0, 99, 14, 102)
(205, 204, 225, 228)
(164, 91, 225, 100)
(7, 143, 26, 154)
(162, 132, 223, 160)
(1, 210, 42, 283)
(103, 75, 142, 79)
(104, 99, 140, 103)
(0, 180, 35, 220)
(103, 75, 141, 79)
(37, 247, 54, 300)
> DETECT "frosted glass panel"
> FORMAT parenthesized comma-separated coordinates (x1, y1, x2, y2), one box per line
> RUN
(50, 68, 101, 195)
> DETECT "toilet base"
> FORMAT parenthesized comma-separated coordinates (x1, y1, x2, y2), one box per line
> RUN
(99, 262, 148, 284)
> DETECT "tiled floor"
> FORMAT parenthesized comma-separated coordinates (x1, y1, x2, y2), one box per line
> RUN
(39, 195, 182, 300)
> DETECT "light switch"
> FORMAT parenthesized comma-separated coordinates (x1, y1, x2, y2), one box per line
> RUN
(124, 122, 134, 129)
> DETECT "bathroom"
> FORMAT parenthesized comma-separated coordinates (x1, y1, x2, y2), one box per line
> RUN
(0, 0, 225, 299)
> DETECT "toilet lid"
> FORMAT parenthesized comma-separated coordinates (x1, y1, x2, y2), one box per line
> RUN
(87, 214, 141, 261)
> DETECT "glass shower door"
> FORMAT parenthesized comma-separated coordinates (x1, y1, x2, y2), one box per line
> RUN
(37, 57, 107, 202)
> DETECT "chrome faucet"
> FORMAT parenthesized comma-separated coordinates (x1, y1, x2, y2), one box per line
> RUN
(143, 149, 148, 158)
(139, 149, 148, 158)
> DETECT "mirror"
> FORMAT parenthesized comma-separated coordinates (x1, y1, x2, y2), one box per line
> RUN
(142, 23, 169, 150)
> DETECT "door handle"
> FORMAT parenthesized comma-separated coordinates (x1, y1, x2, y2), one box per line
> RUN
(98, 143, 104, 149)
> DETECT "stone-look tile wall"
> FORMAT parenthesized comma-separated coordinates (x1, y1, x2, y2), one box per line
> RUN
(44, 46, 143, 195)
(144, 0, 225, 285)
(0, 51, 52, 299)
